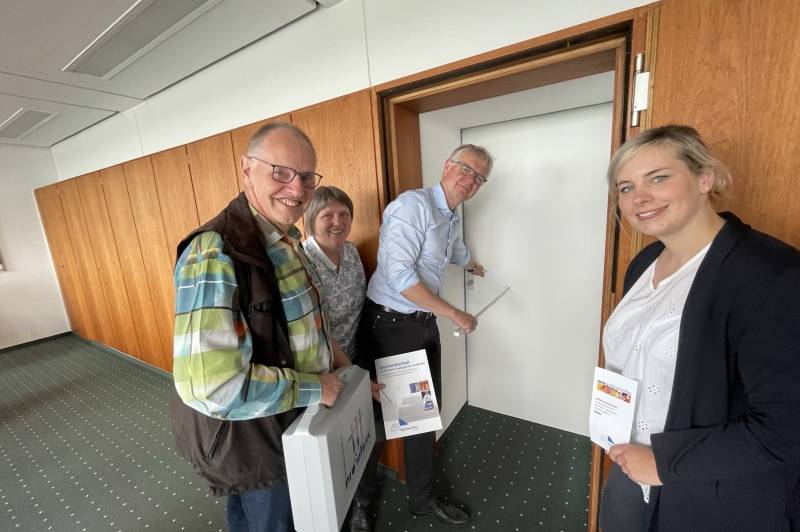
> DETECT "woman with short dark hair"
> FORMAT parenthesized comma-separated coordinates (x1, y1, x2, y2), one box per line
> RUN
(302, 186, 365, 359)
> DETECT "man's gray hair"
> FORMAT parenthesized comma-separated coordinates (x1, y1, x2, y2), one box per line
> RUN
(450, 144, 494, 174)
(247, 121, 316, 164)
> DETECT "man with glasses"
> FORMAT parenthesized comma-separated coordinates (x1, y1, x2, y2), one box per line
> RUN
(170, 122, 350, 532)
(350, 144, 492, 531)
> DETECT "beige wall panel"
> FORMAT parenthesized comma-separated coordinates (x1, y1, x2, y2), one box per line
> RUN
(150, 146, 201, 259)
(34, 185, 93, 339)
(291, 90, 381, 273)
(122, 157, 176, 371)
(100, 166, 169, 370)
(186, 132, 240, 224)
(75, 172, 141, 356)
(56, 178, 116, 346)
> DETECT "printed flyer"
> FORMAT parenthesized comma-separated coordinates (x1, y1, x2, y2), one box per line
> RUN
(589, 367, 638, 451)
(375, 350, 443, 439)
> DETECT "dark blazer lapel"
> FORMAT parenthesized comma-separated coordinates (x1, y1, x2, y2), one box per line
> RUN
(663, 212, 750, 429)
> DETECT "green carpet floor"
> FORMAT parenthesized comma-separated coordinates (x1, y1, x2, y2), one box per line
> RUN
(0, 335, 591, 531)
(372, 405, 591, 531)
(0, 335, 225, 531)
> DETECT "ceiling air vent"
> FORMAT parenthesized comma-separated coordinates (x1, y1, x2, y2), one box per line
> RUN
(63, 0, 222, 80)
(0, 109, 58, 139)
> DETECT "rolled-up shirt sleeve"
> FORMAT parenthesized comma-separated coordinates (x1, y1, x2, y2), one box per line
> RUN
(382, 213, 426, 293)
(451, 230, 471, 267)
(172, 231, 322, 421)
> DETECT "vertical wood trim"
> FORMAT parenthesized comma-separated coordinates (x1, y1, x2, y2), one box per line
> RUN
(387, 104, 423, 197)
(34, 185, 93, 338)
(150, 146, 201, 256)
(369, 89, 388, 226)
(122, 157, 176, 371)
(100, 165, 168, 369)
(186, 132, 240, 224)
(75, 171, 141, 356)
(57, 178, 116, 346)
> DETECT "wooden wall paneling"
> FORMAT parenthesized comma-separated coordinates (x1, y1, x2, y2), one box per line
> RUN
(369, 89, 388, 221)
(291, 90, 382, 273)
(100, 166, 168, 369)
(56, 178, 116, 346)
(230, 115, 292, 193)
(122, 157, 177, 371)
(34, 185, 94, 339)
(386, 103, 423, 198)
(75, 172, 141, 356)
(150, 146, 201, 257)
(651, 0, 800, 249)
(186, 132, 240, 224)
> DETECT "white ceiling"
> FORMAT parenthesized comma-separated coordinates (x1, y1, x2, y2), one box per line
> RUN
(0, 0, 332, 148)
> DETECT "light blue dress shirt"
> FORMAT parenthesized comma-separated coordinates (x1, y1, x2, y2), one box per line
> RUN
(366, 183, 470, 313)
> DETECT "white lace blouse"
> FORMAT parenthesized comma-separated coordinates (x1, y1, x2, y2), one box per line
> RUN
(603, 243, 711, 447)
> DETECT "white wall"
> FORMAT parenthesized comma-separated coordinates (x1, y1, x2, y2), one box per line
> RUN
(0, 145, 69, 349)
(50, 0, 650, 180)
(364, 0, 652, 85)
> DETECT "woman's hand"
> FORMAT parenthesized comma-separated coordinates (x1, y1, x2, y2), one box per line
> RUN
(608, 443, 663, 485)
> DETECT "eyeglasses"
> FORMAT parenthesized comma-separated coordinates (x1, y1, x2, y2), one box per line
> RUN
(246, 155, 323, 189)
(448, 159, 487, 185)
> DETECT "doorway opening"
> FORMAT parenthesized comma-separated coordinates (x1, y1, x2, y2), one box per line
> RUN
(374, 27, 638, 531)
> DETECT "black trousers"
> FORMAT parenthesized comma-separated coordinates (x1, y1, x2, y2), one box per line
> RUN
(353, 301, 442, 508)
(599, 463, 659, 532)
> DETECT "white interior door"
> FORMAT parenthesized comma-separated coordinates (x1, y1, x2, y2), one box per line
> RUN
(419, 72, 614, 435)
(461, 104, 612, 435)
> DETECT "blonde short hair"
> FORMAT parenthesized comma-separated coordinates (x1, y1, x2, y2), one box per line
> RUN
(607, 125, 732, 203)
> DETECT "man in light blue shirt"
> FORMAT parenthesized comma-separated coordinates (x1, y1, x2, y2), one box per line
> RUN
(349, 144, 491, 531)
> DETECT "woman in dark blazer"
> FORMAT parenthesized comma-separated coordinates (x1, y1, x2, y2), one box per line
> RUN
(599, 125, 800, 531)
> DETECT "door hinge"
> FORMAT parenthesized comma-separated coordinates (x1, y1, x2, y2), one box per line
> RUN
(631, 52, 650, 127)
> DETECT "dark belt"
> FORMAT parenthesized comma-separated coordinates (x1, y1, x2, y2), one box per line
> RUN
(367, 299, 434, 322)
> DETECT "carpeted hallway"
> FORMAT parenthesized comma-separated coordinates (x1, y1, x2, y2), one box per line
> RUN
(0, 335, 590, 531)
(0, 335, 225, 531)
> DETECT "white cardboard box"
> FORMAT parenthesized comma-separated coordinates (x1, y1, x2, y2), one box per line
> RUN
(283, 366, 375, 532)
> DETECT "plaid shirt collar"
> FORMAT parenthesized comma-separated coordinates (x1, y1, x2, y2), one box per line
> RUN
(249, 203, 302, 248)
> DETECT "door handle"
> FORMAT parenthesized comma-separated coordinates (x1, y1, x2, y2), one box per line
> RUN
(466, 270, 475, 289)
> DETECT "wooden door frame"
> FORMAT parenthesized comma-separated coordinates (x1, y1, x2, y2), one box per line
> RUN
(370, 5, 658, 531)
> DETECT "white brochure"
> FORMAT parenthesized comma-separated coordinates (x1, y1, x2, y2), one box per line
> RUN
(589, 367, 638, 451)
(375, 349, 443, 440)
